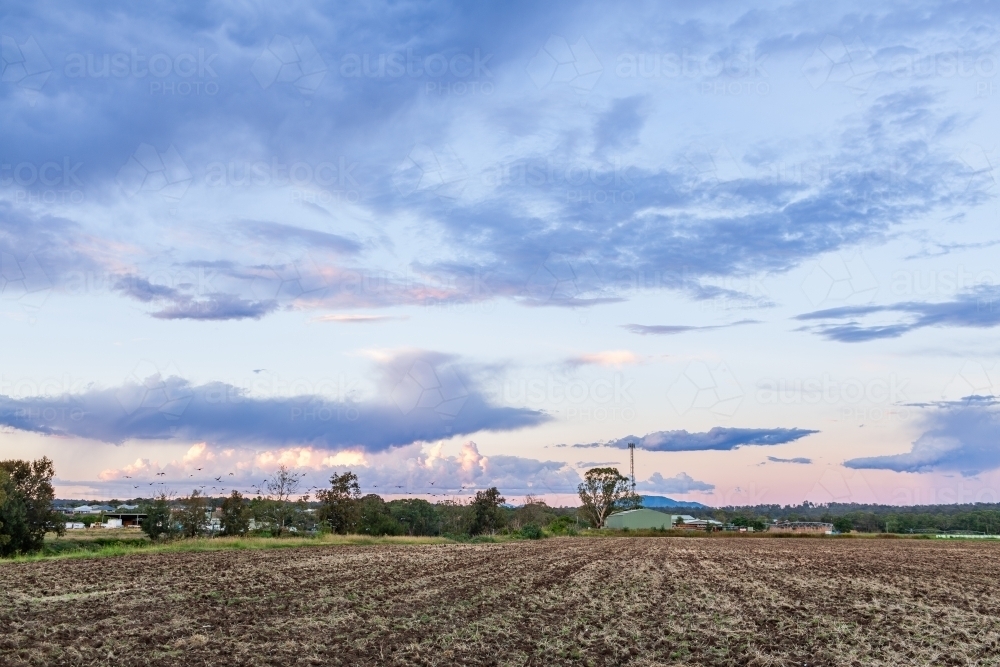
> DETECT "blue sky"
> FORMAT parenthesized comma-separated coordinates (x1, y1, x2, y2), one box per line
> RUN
(3, 0, 1000, 505)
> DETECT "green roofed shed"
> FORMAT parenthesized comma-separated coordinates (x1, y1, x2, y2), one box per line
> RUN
(605, 508, 675, 530)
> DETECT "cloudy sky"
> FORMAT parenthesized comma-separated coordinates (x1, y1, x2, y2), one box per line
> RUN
(3, 0, 1000, 506)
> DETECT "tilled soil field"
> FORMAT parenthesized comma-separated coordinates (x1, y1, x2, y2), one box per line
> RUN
(2, 537, 999, 666)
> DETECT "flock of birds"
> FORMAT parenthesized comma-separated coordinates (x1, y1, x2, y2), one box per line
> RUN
(118, 472, 478, 497)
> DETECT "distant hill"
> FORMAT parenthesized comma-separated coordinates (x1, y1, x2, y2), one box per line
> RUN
(641, 495, 707, 509)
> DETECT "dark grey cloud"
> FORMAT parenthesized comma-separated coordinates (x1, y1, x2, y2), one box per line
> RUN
(624, 319, 759, 335)
(113, 275, 279, 320)
(0, 352, 547, 450)
(420, 88, 984, 309)
(593, 96, 648, 153)
(578, 427, 818, 452)
(150, 294, 280, 320)
(844, 396, 1000, 475)
(0, 3, 992, 322)
(766, 456, 812, 464)
(797, 286, 1000, 342)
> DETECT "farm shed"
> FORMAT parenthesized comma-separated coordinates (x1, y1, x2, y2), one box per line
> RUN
(71, 505, 114, 515)
(102, 512, 147, 528)
(675, 518, 723, 530)
(770, 521, 833, 534)
(605, 509, 675, 530)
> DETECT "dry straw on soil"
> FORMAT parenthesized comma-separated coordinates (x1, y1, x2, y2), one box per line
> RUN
(2, 537, 999, 666)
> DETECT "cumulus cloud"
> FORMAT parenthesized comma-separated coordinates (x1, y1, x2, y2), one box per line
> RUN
(579, 427, 819, 452)
(844, 397, 1000, 475)
(90, 440, 581, 498)
(0, 351, 547, 450)
(796, 286, 1000, 342)
(635, 472, 714, 493)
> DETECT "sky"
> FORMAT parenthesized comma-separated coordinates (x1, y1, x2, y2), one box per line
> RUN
(2, 0, 1000, 506)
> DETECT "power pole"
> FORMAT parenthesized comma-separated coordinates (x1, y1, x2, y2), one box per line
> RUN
(628, 442, 636, 493)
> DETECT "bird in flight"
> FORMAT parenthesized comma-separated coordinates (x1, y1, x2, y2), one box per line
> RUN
(215, 476, 222, 482)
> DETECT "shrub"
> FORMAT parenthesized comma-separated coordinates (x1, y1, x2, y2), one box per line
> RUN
(388, 498, 439, 536)
(141, 494, 174, 540)
(356, 494, 403, 536)
(548, 515, 578, 536)
(833, 516, 853, 534)
(518, 524, 543, 540)
(467, 487, 505, 536)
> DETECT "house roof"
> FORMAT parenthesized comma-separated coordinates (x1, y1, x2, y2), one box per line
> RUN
(72, 505, 115, 513)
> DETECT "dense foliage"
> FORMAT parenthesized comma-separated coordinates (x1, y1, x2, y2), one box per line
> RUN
(577, 467, 640, 528)
(220, 490, 252, 536)
(695, 502, 1000, 534)
(316, 472, 361, 534)
(177, 490, 208, 538)
(140, 494, 174, 540)
(0, 457, 63, 556)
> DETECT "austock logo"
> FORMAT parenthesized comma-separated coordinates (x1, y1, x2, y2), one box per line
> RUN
(393, 145, 468, 199)
(667, 361, 743, 418)
(801, 35, 878, 94)
(391, 360, 469, 420)
(0, 252, 52, 321)
(114, 361, 193, 420)
(249, 252, 329, 304)
(251, 36, 327, 95)
(116, 143, 193, 200)
(1, 35, 52, 95)
(527, 35, 602, 92)
(801, 250, 878, 308)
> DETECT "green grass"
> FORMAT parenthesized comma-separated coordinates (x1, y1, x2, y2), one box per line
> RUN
(3, 534, 456, 564)
(579, 528, 934, 539)
(6, 527, 944, 564)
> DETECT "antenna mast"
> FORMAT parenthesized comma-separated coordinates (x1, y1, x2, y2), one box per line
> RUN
(628, 442, 636, 492)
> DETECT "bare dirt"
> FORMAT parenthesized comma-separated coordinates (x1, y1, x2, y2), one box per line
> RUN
(2, 537, 999, 666)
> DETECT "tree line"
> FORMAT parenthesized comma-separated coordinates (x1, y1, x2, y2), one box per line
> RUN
(706, 501, 1000, 534)
(0, 461, 642, 555)
(139, 468, 584, 540)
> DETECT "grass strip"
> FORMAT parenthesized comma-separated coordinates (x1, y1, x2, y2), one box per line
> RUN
(3, 534, 455, 564)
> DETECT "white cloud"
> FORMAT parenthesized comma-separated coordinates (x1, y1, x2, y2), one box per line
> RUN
(636, 472, 715, 494)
